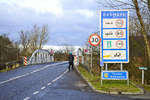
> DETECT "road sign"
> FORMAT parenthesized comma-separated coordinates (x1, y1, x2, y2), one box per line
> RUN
(139, 67, 147, 70)
(88, 34, 101, 46)
(138, 67, 147, 84)
(101, 71, 128, 80)
(100, 10, 129, 63)
(84, 49, 90, 55)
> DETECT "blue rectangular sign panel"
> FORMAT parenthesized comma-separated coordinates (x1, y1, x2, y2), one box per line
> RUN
(102, 71, 128, 80)
(100, 10, 129, 63)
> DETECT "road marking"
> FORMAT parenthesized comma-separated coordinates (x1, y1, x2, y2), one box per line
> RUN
(47, 82, 51, 86)
(51, 69, 68, 83)
(33, 91, 39, 95)
(23, 97, 30, 100)
(41, 86, 46, 90)
(26, 69, 68, 99)
(0, 62, 67, 85)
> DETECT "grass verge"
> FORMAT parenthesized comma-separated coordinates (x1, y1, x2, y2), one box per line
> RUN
(143, 85, 150, 92)
(78, 65, 141, 93)
(131, 80, 150, 92)
(0, 64, 20, 72)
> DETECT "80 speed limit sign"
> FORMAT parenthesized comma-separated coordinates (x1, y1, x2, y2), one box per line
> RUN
(88, 34, 101, 46)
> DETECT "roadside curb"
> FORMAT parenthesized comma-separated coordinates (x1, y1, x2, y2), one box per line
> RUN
(74, 66, 144, 95)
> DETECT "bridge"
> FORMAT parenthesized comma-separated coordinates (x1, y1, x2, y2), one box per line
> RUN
(28, 49, 54, 65)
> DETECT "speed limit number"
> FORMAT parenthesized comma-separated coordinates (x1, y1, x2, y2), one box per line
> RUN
(88, 34, 101, 46)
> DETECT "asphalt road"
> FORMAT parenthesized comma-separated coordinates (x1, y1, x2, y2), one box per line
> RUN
(0, 62, 148, 100)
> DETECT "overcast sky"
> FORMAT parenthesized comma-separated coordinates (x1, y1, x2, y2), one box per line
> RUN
(0, 0, 101, 46)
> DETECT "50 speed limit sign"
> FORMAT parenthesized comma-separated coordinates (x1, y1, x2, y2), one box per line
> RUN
(88, 34, 101, 46)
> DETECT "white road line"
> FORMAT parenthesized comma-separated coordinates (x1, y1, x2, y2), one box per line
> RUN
(41, 86, 46, 90)
(23, 97, 30, 100)
(26, 69, 68, 99)
(33, 91, 39, 95)
(47, 82, 51, 86)
(0, 62, 67, 85)
(51, 69, 68, 83)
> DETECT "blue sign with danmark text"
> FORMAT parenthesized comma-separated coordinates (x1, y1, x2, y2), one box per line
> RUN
(100, 10, 129, 63)
(102, 71, 128, 80)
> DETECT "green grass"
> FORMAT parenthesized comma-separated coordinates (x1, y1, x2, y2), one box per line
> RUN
(0, 69, 7, 72)
(0, 64, 20, 72)
(0, 67, 10, 72)
(131, 80, 150, 92)
(143, 85, 150, 92)
(78, 65, 141, 93)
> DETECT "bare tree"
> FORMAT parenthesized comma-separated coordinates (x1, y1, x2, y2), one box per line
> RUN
(29, 25, 39, 53)
(148, 0, 150, 11)
(19, 30, 30, 56)
(19, 25, 49, 55)
(39, 25, 48, 49)
(132, 0, 150, 63)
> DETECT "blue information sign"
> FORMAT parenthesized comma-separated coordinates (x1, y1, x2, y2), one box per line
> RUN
(100, 10, 129, 63)
(102, 71, 128, 80)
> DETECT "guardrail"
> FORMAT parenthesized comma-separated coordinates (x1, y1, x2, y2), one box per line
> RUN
(0, 60, 23, 71)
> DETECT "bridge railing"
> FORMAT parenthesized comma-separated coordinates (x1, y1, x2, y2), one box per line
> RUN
(27, 49, 54, 65)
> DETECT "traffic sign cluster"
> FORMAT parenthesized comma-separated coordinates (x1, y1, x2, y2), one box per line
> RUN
(100, 10, 129, 63)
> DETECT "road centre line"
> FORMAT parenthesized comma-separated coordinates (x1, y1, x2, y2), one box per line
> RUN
(47, 82, 52, 86)
(51, 69, 68, 83)
(23, 97, 30, 100)
(33, 91, 39, 95)
(41, 86, 46, 90)
(24, 69, 68, 100)
(0, 62, 67, 85)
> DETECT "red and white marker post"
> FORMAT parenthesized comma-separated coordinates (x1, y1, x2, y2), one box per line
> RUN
(24, 56, 27, 66)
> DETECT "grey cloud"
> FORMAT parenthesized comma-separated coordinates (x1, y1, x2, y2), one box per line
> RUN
(0, 0, 99, 45)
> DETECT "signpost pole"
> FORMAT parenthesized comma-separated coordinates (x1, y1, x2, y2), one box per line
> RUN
(101, 67, 103, 86)
(127, 72, 129, 86)
(120, 63, 123, 71)
(101, 76, 103, 85)
(127, 78, 129, 86)
(105, 63, 108, 70)
(142, 70, 144, 85)
(90, 47, 93, 74)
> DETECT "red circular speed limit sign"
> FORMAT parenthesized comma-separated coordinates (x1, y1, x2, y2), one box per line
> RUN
(88, 34, 101, 46)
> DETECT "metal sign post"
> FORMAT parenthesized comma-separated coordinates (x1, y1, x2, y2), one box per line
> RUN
(100, 61, 104, 85)
(105, 63, 108, 70)
(100, 10, 129, 86)
(142, 70, 144, 85)
(90, 47, 93, 74)
(120, 63, 123, 71)
(88, 33, 101, 74)
(139, 67, 147, 85)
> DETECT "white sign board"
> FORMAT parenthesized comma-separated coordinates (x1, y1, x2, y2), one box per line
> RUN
(100, 10, 129, 63)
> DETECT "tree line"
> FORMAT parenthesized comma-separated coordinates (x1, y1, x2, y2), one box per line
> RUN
(0, 25, 49, 68)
